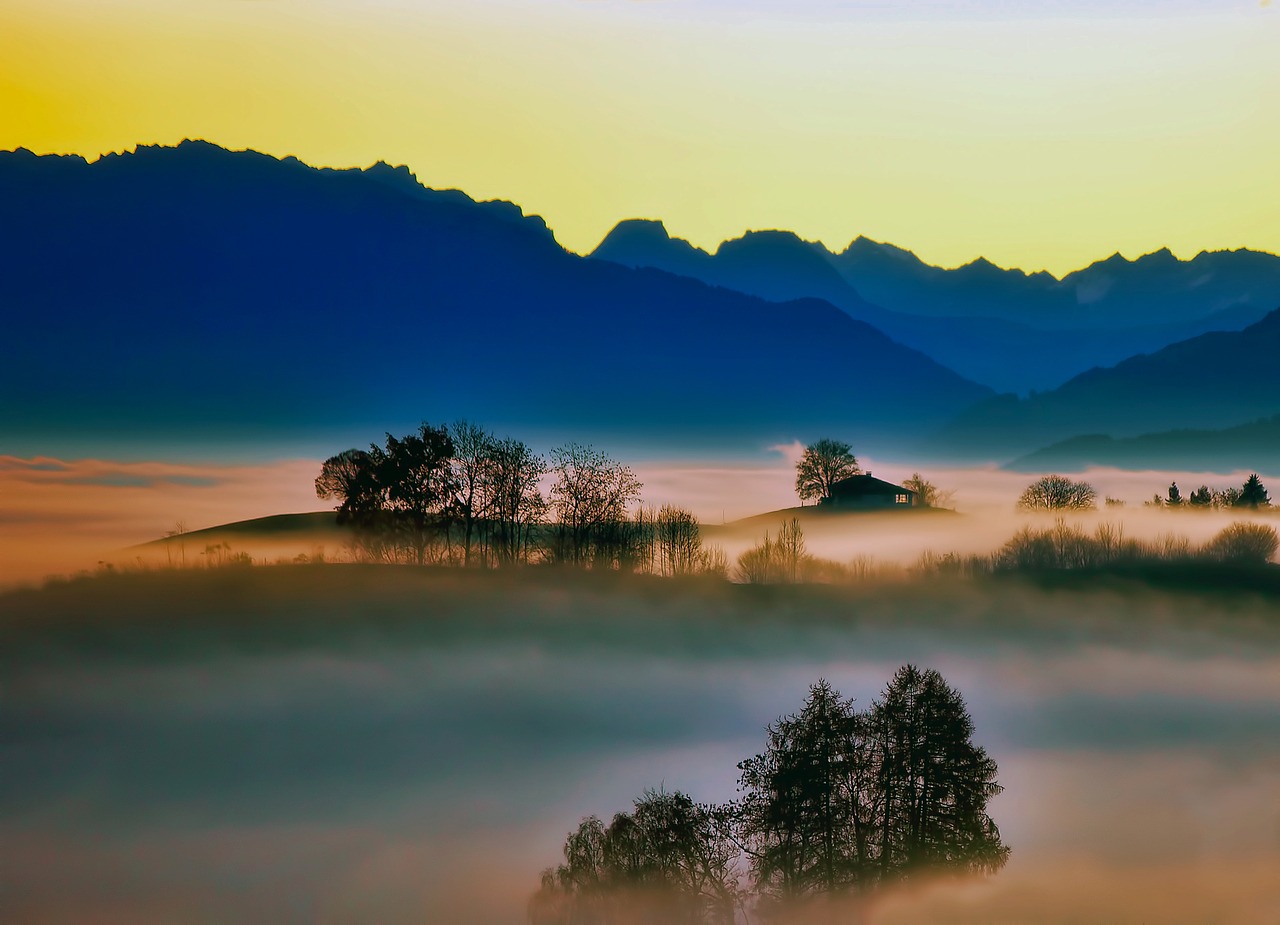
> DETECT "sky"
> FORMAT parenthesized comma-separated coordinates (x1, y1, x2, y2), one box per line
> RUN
(2, 0, 1277, 276)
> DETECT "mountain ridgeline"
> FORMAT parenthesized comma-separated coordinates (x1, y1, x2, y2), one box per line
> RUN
(593, 220, 1280, 395)
(0, 142, 989, 451)
(3, 140, 1279, 464)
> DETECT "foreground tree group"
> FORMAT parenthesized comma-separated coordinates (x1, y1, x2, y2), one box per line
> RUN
(531, 667, 1008, 924)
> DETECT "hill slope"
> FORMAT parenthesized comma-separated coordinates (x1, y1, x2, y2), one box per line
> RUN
(1006, 416, 1280, 473)
(938, 310, 1280, 456)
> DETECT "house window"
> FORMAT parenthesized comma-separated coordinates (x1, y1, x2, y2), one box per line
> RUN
(895, 494, 908, 504)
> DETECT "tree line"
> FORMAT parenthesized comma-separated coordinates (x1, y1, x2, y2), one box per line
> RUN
(315, 422, 725, 573)
(530, 667, 1008, 924)
(1017, 473, 1273, 511)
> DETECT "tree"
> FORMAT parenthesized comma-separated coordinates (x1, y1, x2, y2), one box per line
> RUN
(1202, 522, 1279, 565)
(1236, 473, 1271, 509)
(531, 790, 740, 925)
(1214, 486, 1242, 509)
(381, 424, 458, 565)
(1188, 485, 1213, 508)
(795, 439, 861, 504)
(449, 420, 497, 567)
(549, 443, 643, 566)
(867, 666, 1009, 881)
(1016, 474, 1096, 511)
(1166, 482, 1183, 507)
(902, 472, 953, 510)
(736, 679, 872, 905)
(535, 670, 1008, 921)
(487, 436, 548, 566)
(655, 505, 702, 577)
(734, 519, 808, 584)
(315, 447, 383, 525)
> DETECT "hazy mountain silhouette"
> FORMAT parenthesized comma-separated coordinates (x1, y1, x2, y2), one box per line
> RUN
(0, 142, 991, 451)
(594, 222, 1280, 394)
(935, 309, 1280, 457)
(1006, 415, 1280, 474)
(833, 238, 1280, 330)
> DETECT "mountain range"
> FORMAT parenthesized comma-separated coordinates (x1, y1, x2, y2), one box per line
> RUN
(936, 309, 1280, 456)
(4, 140, 1278, 467)
(593, 220, 1280, 395)
(0, 141, 989, 453)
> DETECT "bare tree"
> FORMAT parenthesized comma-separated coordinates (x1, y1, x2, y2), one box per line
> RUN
(795, 439, 861, 504)
(656, 505, 702, 577)
(450, 420, 497, 567)
(1016, 474, 1096, 511)
(487, 436, 548, 566)
(549, 443, 643, 567)
(902, 472, 953, 510)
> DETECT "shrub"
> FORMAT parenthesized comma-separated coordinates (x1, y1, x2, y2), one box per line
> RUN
(1202, 522, 1279, 566)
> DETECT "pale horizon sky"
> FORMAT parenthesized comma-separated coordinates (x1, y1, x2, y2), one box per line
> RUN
(3, 0, 1277, 276)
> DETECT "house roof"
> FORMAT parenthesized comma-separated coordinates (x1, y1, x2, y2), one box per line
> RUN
(829, 473, 915, 497)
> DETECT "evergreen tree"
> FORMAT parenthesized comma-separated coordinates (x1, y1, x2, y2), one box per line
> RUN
(1237, 473, 1271, 509)
(868, 666, 1009, 881)
(736, 680, 871, 904)
(1166, 482, 1183, 507)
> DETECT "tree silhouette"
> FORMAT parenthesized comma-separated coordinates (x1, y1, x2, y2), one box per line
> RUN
(736, 679, 871, 904)
(381, 424, 458, 565)
(1202, 522, 1279, 565)
(794, 439, 861, 504)
(1016, 474, 1096, 511)
(535, 670, 1008, 923)
(868, 666, 1009, 881)
(1188, 485, 1213, 508)
(315, 447, 383, 525)
(487, 436, 548, 566)
(549, 443, 643, 566)
(902, 472, 951, 509)
(1166, 482, 1183, 507)
(1236, 473, 1271, 509)
(655, 505, 702, 577)
(531, 790, 739, 925)
(449, 420, 496, 567)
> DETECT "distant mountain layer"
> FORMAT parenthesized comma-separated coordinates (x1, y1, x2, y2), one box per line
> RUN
(593, 220, 1280, 394)
(936, 309, 1280, 456)
(1006, 416, 1280, 474)
(0, 142, 991, 451)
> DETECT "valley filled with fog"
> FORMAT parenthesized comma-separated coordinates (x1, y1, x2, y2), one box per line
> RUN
(4, 568, 1278, 924)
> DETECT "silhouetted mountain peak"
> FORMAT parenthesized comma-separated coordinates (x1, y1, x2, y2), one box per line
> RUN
(1134, 246, 1177, 266)
(592, 218, 711, 271)
(840, 236, 927, 267)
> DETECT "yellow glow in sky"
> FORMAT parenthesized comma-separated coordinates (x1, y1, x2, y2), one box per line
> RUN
(1, 0, 1277, 275)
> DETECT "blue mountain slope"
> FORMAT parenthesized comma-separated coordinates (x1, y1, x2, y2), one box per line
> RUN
(594, 221, 1280, 394)
(935, 309, 1280, 457)
(0, 142, 991, 451)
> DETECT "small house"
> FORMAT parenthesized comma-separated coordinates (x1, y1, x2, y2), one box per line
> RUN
(823, 472, 916, 510)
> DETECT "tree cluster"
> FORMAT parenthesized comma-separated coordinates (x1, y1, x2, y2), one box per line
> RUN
(1148, 474, 1271, 510)
(531, 668, 1008, 924)
(316, 422, 550, 566)
(316, 424, 727, 573)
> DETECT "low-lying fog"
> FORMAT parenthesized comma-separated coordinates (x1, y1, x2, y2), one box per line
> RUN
(4, 449, 1277, 586)
(3, 570, 1278, 923)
